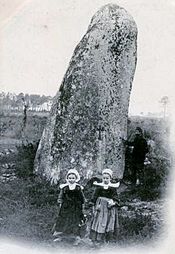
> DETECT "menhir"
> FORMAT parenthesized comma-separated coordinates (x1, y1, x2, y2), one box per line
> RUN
(34, 4, 137, 184)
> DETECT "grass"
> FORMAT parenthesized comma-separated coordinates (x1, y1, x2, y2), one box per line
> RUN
(0, 175, 164, 247)
(0, 112, 48, 141)
(0, 177, 57, 244)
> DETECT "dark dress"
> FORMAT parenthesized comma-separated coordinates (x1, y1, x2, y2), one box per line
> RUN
(55, 184, 85, 236)
(90, 185, 120, 242)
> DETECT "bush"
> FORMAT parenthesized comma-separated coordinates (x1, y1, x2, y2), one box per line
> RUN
(118, 212, 161, 245)
(28, 178, 59, 207)
(15, 141, 39, 179)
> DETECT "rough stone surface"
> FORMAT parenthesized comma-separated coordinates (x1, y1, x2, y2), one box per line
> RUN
(34, 4, 137, 184)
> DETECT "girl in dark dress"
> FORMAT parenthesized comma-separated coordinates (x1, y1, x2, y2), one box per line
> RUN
(89, 169, 120, 244)
(53, 169, 85, 245)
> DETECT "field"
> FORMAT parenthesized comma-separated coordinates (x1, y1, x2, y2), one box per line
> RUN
(0, 111, 171, 249)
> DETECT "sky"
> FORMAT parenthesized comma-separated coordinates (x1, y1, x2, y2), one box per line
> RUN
(0, 0, 175, 115)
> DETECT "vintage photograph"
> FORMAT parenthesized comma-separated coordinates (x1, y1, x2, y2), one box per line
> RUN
(0, 0, 174, 253)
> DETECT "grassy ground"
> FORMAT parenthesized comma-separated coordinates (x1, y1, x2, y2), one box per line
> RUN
(0, 177, 165, 249)
(0, 146, 165, 249)
(0, 111, 48, 142)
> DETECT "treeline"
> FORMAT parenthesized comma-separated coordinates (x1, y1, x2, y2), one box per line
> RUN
(0, 92, 53, 112)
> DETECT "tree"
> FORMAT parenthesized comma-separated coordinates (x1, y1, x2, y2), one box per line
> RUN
(159, 96, 169, 119)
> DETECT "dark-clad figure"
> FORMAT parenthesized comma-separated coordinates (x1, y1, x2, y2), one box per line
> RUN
(127, 127, 149, 185)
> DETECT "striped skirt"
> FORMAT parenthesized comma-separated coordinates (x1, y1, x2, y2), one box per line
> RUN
(90, 197, 119, 241)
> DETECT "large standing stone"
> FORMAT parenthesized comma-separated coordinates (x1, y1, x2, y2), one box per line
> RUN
(34, 4, 137, 184)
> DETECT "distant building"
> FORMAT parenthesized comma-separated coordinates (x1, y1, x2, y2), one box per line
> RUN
(29, 100, 53, 112)
(0, 92, 53, 112)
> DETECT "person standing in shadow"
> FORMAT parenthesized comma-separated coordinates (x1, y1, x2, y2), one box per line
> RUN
(124, 127, 149, 186)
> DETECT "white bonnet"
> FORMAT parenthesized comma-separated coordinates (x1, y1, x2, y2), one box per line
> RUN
(66, 169, 80, 182)
(102, 168, 113, 178)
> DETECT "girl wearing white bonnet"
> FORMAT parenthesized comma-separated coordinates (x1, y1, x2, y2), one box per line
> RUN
(102, 168, 113, 179)
(89, 168, 120, 244)
(53, 169, 85, 245)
